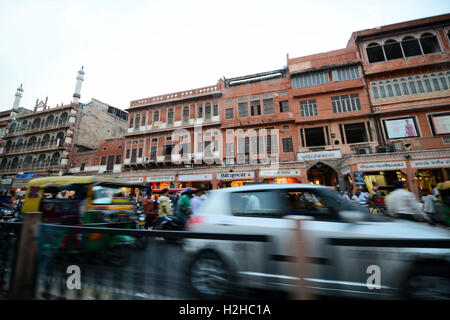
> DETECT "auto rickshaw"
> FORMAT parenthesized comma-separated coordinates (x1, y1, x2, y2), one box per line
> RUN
(19, 176, 144, 266)
(435, 181, 450, 226)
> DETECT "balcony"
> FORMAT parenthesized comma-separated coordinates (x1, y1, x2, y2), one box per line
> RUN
(2, 143, 67, 156)
(0, 163, 64, 175)
(3, 122, 73, 138)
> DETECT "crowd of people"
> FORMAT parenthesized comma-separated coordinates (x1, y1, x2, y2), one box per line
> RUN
(136, 187, 209, 229)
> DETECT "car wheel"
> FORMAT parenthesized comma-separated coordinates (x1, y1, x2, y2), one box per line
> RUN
(402, 265, 450, 300)
(188, 251, 234, 299)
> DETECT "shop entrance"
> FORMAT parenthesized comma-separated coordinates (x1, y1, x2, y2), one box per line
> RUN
(364, 170, 406, 194)
(179, 181, 212, 190)
(307, 162, 338, 186)
(416, 168, 447, 194)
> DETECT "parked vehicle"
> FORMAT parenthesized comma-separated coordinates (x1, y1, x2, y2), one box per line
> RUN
(436, 181, 450, 226)
(184, 184, 450, 299)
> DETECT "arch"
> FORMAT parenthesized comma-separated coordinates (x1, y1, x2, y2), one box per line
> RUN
(50, 136, 55, 146)
(22, 155, 32, 169)
(45, 115, 54, 127)
(307, 162, 338, 187)
(366, 42, 385, 63)
(20, 120, 28, 131)
(383, 39, 403, 60)
(59, 112, 68, 125)
(37, 154, 46, 167)
(31, 118, 41, 130)
(56, 132, 65, 147)
(5, 140, 11, 152)
(0, 159, 7, 170)
(27, 136, 37, 150)
(41, 134, 50, 147)
(9, 122, 16, 134)
(11, 157, 19, 169)
(419, 32, 441, 54)
(15, 139, 23, 151)
(50, 152, 60, 166)
(401, 36, 422, 57)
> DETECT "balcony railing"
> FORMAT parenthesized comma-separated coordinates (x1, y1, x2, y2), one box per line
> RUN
(0, 163, 63, 174)
(4, 122, 73, 138)
(2, 143, 66, 156)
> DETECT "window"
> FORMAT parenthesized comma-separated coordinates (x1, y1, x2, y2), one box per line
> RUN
(261, 99, 275, 114)
(366, 42, 385, 63)
(282, 138, 294, 152)
(226, 143, 235, 157)
(280, 101, 289, 113)
(205, 104, 211, 120)
(92, 185, 130, 205)
(126, 149, 130, 159)
(141, 115, 146, 126)
(225, 108, 234, 119)
(138, 148, 143, 157)
(344, 122, 368, 144)
(370, 71, 450, 100)
(152, 138, 158, 143)
(250, 101, 261, 116)
(213, 104, 219, 117)
(383, 39, 403, 60)
(135, 115, 140, 129)
(332, 65, 360, 82)
(331, 94, 361, 113)
(304, 127, 326, 147)
(101, 157, 107, 165)
(238, 102, 248, 118)
(230, 191, 283, 217)
(153, 111, 160, 122)
(266, 133, 278, 154)
(115, 155, 122, 164)
(168, 109, 174, 125)
(419, 33, 441, 54)
(198, 105, 203, 118)
(150, 146, 157, 160)
(401, 36, 422, 57)
(164, 145, 174, 160)
(300, 100, 318, 117)
(291, 71, 330, 89)
(183, 106, 189, 123)
(131, 149, 137, 162)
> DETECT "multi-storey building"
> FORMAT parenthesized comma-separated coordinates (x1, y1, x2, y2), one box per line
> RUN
(0, 67, 129, 191)
(341, 13, 450, 195)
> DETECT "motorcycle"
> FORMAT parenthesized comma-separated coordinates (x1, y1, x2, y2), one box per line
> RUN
(154, 215, 186, 231)
(0, 207, 18, 222)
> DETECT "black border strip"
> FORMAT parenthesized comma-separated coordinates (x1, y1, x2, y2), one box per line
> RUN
(328, 238, 450, 248)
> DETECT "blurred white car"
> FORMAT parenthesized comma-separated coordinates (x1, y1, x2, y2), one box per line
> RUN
(183, 184, 450, 299)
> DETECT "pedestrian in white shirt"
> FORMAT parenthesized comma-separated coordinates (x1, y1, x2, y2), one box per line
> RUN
(190, 189, 204, 216)
(385, 180, 429, 222)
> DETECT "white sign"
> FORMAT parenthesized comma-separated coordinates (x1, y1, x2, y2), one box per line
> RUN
(217, 172, 255, 180)
(357, 162, 407, 171)
(298, 150, 342, 161)
(123, 177, 144, 183)
(260, 169, 301, 177)
(178, 174, 212, 181)
(411, 158, 450, 169)
(1, 179, 12, 185)
(341, 167, 350, 175)
(146, 176, 176, 182)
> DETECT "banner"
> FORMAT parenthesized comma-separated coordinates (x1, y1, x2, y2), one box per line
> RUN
(217, 172, 255, 180)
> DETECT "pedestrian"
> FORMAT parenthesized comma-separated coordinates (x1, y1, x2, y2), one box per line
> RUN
(171, 192, 179, 215)
(190, 189, 203, 216)
(142, 188, 157, 229)
(158, 188, 172, 222)
(385, 180, 429, 222)
(177, 187, 194, 224)
(351, 189, 366, 203)
(422, 191, 438, 225)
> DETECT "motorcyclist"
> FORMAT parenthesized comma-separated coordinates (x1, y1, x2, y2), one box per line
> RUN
(0, 189, 13, 208)
(177, 187, 194, 225)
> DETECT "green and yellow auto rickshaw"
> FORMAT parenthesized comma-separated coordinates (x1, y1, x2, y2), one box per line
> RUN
(436, 181, 450, 226)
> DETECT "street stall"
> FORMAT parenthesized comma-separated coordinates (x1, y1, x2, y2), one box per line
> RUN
(411, 158, 450, 195)
(356, 161, 407, 194)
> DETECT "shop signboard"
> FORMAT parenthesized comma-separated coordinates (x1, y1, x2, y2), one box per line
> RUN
(297, 150, 342, 161)
(178, 174, 212, 181)
(123, 177, 144, 183)
(217, 172, 255, 180)
(411, 158, 450, 169)
(259, 169, 301, 177)
(146, 176, 176, 182)
(353, 171, 365, 186)
(357, 161, 407, 171)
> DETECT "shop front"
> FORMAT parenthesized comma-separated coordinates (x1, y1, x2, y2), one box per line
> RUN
(178, 173, 213, 190)
(121, 177, 144, 197)
(259, 169, 302, 184)
(216, 171, 255, 188)
(355, 161, 407, 194)
(146, 175, 176, 190)
(411, 158, 450, 195)
(298, 150, 342, 187)
(0, 178, 13, 192)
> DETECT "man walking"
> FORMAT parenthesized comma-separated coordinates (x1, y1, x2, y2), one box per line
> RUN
(158, 188, 172, 222)
(385, 180, 429, 222)
(142, 188, 157, 229)
(177, 187, 194, 225)
(190, 189, 203, 216)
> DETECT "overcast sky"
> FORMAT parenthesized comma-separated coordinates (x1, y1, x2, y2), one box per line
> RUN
(0, 0, 449, 112)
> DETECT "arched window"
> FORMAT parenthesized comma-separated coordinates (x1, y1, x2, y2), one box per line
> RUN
(135, 115, 140, 129)
(22, 156, 32, 169)
(50, 136, 55, 146)
(59, 112, 68, 125)
(20, 120, 28, 131)
(37, 154, 46, 167)
(11, 157, 19, 169)
(27, 137, 37, 150)
(419, 33, 441, 54)
(129, 117, 134, 128)
(5, 140, 11, 152)
(366, 42, 385, 63)
(45, 115, 54, 127)
(51, 152, 60, 166)
(31, 118, 41, 130)
(401, 36, 422, 57)
(56, 132, 65, 147)
(41, 134, 50, 147)
(9, 122, 16, 134)
(15, 139, 23, 151)
(383, 39, 403, 60)
(0, 159, 7, 170)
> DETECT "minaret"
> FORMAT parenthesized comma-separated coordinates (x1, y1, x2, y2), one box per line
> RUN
(73, 66, 85, 104)
(13, 84, 24, 110)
